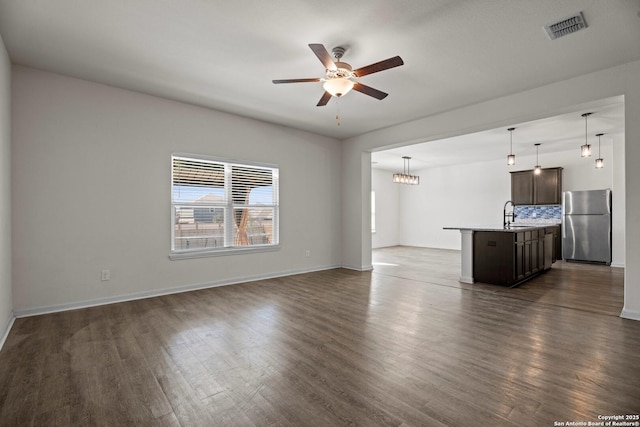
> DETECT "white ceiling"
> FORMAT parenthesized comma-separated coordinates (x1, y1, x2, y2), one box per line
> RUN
(372, 96, 625, 171)
(0, 0, 638, 143)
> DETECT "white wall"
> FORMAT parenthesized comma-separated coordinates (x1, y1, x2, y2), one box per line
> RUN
(397, 157, 510, 250)
(561, 142, 615, 192)
(374, 144, 624, 265)
(612, 133, 626, 268)
(11, 66, 342, 314)
(371, 168, 399, 248)
(0, 35, 13, 345)
(342, 60, 640, 320)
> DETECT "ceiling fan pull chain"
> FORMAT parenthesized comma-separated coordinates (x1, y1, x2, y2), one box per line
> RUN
(335, 98, 341, 126)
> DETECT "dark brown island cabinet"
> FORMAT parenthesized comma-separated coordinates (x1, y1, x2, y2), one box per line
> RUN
(473, 225, 560, 287)
(510, 167, 563, 205)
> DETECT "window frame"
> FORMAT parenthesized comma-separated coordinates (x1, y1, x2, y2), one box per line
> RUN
(371, 190, 376, 234)
(170, 153, 280, 260)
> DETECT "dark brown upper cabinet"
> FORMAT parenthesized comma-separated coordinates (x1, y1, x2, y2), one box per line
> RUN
(510, 167, 563, 205)
(510, 170, 534, 205)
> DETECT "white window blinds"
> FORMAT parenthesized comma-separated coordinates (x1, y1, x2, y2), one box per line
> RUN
(171, 154, 279, 257)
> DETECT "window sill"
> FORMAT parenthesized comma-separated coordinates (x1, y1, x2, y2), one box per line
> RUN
(169, 244, 281, 260)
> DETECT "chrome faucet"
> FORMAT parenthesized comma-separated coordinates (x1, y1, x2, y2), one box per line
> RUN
(503, 200, 515, 227)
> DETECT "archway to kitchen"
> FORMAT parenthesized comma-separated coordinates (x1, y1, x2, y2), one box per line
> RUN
(369, 97, 625, 315)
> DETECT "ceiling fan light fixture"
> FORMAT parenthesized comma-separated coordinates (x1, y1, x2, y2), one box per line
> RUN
(273, 44, 403, 106)
(323, 77, 354, 97)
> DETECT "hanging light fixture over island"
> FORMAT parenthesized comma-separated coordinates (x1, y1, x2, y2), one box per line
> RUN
(595, 133, 605, 169)
(581, 112, 593, 157)
(507, 127, 516, 166)
(534, 143, 542, 175)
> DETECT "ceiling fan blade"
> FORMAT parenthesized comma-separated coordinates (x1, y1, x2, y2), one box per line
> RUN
(316, 91, 332, 107)
(353, 56, 404, 77)
(272, 78, 321, 84)
(309, 44, 337, 71)
(352, 82, 388, 100)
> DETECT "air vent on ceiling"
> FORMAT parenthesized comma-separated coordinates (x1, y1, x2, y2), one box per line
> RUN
(544, 12, 588, 40)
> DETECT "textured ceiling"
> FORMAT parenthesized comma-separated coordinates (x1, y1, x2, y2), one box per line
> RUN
(0, 0, 638, 142)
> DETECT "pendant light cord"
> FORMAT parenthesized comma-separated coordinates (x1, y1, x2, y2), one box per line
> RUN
(596, 133, 605, 158)
(582, 112, 592, 145)
(510, 132, 513, 153)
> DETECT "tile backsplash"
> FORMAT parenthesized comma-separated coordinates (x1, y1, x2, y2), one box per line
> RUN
(513, 205, 562, 224)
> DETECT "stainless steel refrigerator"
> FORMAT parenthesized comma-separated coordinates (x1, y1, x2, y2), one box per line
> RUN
(562, 189, 612, 265)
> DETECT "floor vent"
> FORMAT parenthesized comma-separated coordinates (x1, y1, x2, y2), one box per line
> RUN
(544, 12, 588, 40)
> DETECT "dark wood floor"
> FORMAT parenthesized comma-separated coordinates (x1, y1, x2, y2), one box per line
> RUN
(372, 246, 626, 316)
(0, 247, 638, 426)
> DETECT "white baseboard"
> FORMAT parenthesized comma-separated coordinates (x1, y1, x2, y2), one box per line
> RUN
(0, 313, 16, 352)
(14, 264, 342, 318)
(342, 264, 373, 272)
(610, 262, 625, 268)
(620, 308, 640, 322)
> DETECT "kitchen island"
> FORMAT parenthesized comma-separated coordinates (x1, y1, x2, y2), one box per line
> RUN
(444, 225, 559, 287)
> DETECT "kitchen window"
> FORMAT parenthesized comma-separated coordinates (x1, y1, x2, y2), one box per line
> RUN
(170, 154, 279, 259)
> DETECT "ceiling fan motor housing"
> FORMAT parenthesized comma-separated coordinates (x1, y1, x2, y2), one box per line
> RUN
(327, 47, 355, 79)
(331, 46, 346, 60)
(326, 62, 355, 79)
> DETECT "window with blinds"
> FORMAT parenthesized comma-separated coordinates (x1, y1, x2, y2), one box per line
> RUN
(171, 154, 279, 257)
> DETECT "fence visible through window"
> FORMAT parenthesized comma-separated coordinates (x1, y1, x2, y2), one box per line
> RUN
(171, 154, 279, 256)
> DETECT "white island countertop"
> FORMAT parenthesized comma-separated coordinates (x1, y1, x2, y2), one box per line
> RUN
(443, 224, 553, 232)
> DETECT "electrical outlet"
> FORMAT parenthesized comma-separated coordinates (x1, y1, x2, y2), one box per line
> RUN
(101, 269, 111, 281)
(305, 250, 310, 257)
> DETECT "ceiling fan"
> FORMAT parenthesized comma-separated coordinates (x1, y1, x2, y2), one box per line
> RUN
(272, 44, 404, 106)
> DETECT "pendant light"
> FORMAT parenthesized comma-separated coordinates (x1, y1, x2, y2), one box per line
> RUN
(581, 112, 593, 157)
(595, 133, 604, 169)
(392, 156, 420, 185)
(507, 127, 516, 166)
(534, 143, 542, 175)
